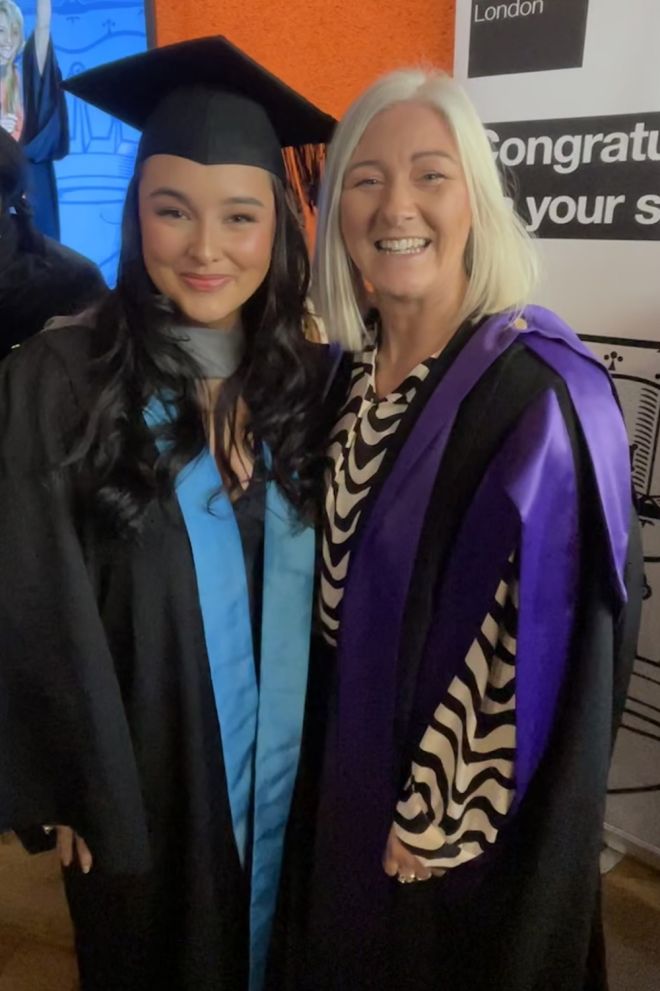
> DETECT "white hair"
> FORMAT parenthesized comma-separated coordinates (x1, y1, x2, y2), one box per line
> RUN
(313, 69, 538, 350)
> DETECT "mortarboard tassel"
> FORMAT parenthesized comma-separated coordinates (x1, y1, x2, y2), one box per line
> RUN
(283, 142, 328, 211)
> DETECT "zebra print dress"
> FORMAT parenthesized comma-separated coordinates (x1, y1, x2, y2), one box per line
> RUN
(320, 341, 436, 646)
(320, 342, 519, 870)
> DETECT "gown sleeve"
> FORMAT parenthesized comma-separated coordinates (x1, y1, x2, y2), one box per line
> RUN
(20, 34, 69, 163)
(0, 336, 149, 872)
(20, 33, 69, 239)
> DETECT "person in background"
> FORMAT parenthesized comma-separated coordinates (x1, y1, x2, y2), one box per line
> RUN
(0, 124, 105, 360)
(0, 0, 70, 238)
(290, 68, 643, 991)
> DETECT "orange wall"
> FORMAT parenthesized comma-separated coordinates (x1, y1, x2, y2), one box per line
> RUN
(153, 1, 456, 119)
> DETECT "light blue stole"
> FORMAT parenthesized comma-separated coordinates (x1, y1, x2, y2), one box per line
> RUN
(144, 397, 315, 991)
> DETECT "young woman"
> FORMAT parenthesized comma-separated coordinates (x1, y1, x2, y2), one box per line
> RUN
(294, 69, 642, 991)
(0, 36, 335, 991)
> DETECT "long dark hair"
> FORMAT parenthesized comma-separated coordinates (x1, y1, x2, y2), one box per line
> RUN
(67, 172, 325, 537)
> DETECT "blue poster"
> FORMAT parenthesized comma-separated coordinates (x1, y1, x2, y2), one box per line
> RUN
(1, 0, 148, 284)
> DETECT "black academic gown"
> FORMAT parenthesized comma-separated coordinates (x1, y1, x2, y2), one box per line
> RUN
(273, 310, 643, 991)
(0, 324, 331, 991)
(21, 35, 69, 241)
(0, 214, 105, 360)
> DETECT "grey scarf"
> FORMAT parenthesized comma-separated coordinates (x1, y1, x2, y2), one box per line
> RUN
(168, 322, 246, 379)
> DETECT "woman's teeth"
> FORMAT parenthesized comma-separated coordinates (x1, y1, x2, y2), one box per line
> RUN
(375, 238, 430, 255)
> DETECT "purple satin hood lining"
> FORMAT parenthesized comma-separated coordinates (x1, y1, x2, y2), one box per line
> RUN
(331, 313, 524, 850)
(412, 389, 580, 810)
(346, 305, 628, 608)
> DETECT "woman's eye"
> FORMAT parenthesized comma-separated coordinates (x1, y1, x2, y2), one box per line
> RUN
(354, 177, 382, 188)
(226, 214, 256, 224)
(156, 208, 187, 219)
(420, 172, 445, 183)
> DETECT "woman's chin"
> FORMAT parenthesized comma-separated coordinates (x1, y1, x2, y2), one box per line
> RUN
(375, 282, 431, 305)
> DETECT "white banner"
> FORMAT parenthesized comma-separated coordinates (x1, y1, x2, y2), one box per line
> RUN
(454, 0, 660, 858)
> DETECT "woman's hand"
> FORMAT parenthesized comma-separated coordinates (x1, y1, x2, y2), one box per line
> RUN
(1, 114, 18, 134)
(382, 825, 431, 883)
(54, 826, 93, 873)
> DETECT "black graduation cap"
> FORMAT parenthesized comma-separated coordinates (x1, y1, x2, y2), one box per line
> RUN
(62, 36, 336, 205)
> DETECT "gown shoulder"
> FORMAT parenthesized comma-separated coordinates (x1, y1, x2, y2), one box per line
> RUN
(0, 318, 100, 467)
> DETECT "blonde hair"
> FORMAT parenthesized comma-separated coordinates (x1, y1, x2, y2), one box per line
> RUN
(313, 69, 538, 350)
(0, 1, 24, 117)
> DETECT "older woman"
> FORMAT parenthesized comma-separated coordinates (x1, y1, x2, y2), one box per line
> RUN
(296, 70, 643, 991)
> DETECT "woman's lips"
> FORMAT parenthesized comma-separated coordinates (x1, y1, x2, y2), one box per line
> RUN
(180, 274, 234, 292)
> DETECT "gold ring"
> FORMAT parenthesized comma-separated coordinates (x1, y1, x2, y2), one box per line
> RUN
(397, 873, 417, 884)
